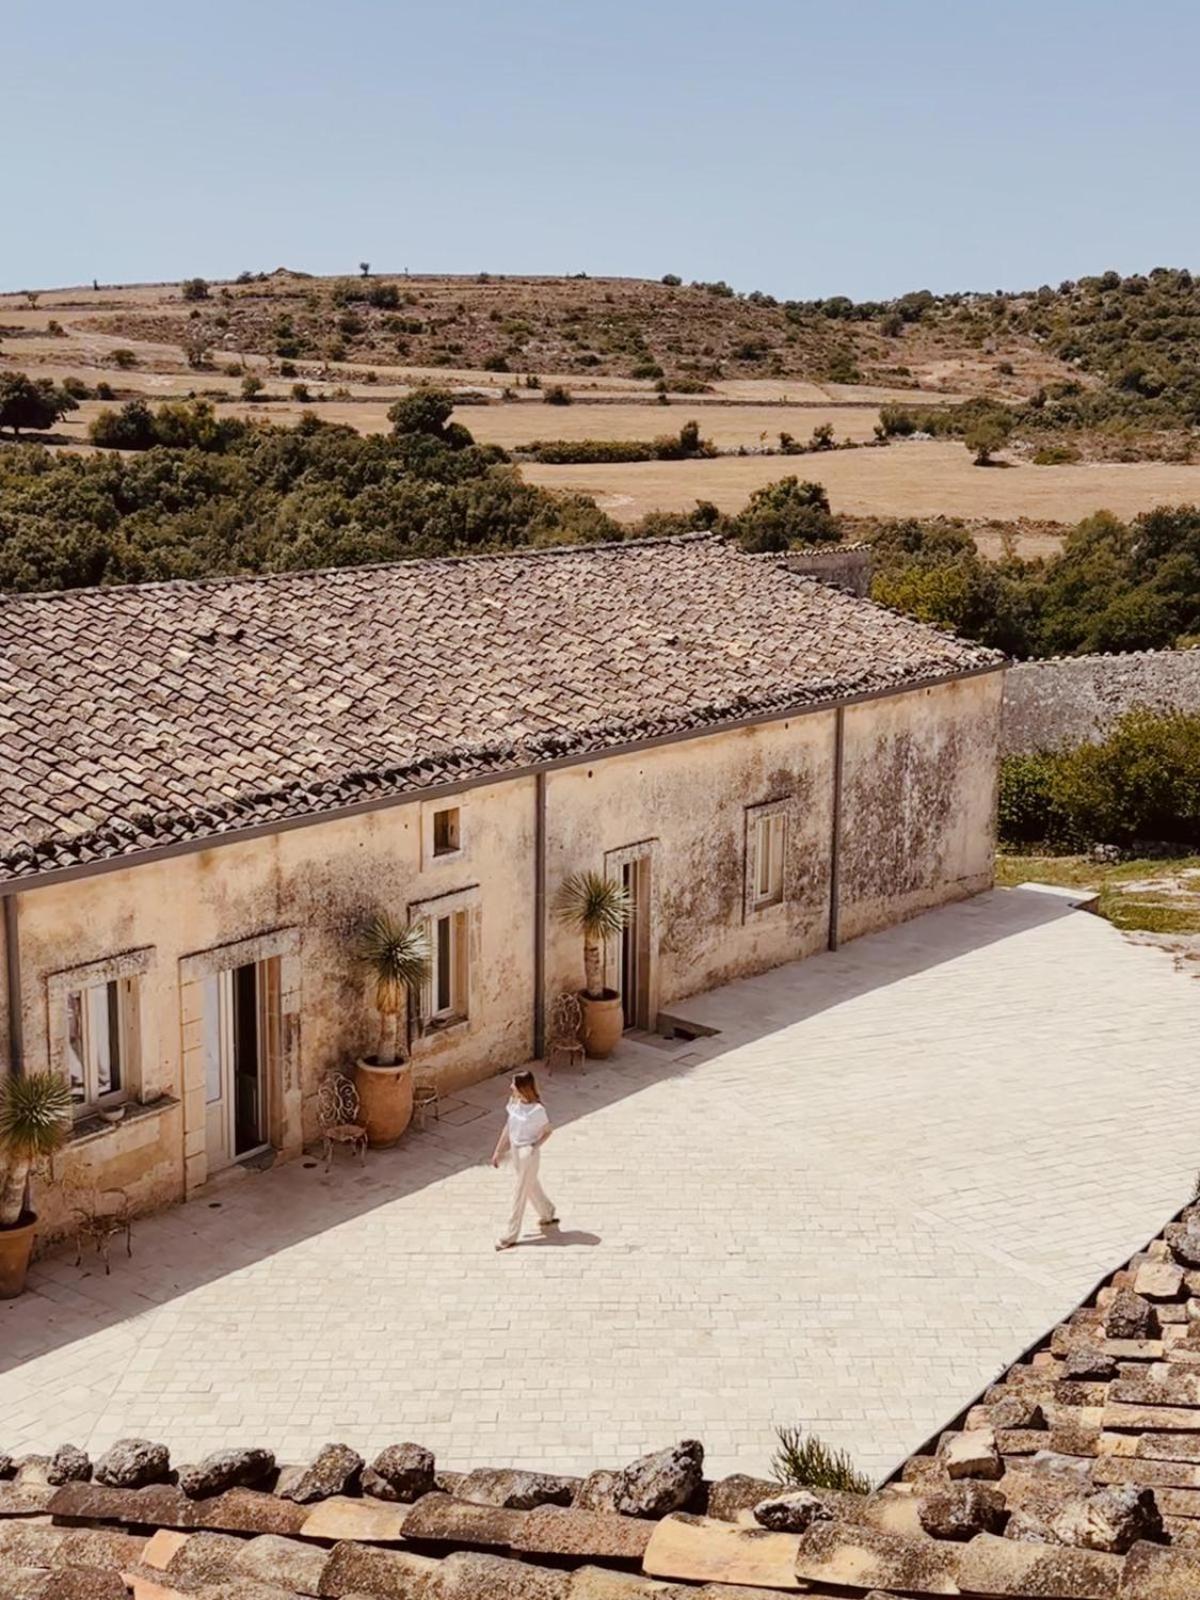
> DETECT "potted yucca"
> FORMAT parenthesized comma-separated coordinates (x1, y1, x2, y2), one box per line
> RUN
(0, 1071, 73, 1298)
(553, 871, 633, 1059)
(354, 914, 432, 1147)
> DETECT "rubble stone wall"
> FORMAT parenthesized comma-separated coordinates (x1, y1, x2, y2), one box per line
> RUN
(1002, 650, 1200, 753)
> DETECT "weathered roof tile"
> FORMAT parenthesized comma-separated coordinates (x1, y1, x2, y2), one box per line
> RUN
(0, 535, 1000, 882)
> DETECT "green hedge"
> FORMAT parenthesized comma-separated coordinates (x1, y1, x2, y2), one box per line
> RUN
(999, 710, 1200, 849)
(522, 439, 657, 464)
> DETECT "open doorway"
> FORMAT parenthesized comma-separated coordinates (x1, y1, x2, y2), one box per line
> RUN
(608, 846, 657, 1032)
(203, 960, 272, 1172)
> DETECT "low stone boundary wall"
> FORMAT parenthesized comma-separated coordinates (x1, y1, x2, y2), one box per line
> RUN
(1002, 649, 1200, 753)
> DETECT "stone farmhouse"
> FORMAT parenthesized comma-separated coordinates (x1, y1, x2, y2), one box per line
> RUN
(0, 534, 1004, 1232)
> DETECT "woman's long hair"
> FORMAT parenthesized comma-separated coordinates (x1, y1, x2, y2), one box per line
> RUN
(511, 1070, 541, 1103)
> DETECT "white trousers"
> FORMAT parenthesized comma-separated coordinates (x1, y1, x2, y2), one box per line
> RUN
(501, 1145, 555, 1243)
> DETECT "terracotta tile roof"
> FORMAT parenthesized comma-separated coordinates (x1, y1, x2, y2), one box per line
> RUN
(0, 534, 1001, 883)
(6, 1204, 1200, 1598)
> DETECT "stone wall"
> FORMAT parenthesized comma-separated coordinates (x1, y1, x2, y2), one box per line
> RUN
(1002, 649, 1200, 753)
(784, 545, 873, 598)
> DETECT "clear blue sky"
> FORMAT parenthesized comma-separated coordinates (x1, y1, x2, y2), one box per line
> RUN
(8, 0, 1198, 299)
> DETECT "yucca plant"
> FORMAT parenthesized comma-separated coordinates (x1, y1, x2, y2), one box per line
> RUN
(771, 1425, 872, 1495)
(0, 1072, 73, 1227)
(553, 871, 632, 999)
(357, 914, 432, 1066)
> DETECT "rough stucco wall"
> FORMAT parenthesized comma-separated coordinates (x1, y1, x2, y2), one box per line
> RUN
(838, 674, 1002, 945)
(544, 714, 836, 1012)
(14, 774, 537, 1227)
(1001, 650, 1200, 753)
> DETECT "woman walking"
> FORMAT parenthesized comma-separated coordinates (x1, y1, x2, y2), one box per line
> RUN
(492, 1070, 558, 1250)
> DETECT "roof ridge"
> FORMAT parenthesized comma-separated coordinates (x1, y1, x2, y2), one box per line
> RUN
(0, 531, 725, 607)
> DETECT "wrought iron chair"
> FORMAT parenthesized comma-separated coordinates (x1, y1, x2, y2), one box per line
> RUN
(62, 1166, 133, 1276)
(316, 1074, 369, 1172)
(411, 1066, 442, 1131)
(546, 991, 586, 1074)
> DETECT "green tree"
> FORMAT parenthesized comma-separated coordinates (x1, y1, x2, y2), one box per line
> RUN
(1054, 711, 1200, 847)
(89, 400, 158, 449)
(730, 478, 836, 552)
(387, 387, 474, 448)
(964, 414, 1012, 464)
(0, 374, 78, 437)
(180, 277, 210, 301)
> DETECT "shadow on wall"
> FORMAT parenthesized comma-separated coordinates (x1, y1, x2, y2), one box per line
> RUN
(2, 886, 1075, 1377)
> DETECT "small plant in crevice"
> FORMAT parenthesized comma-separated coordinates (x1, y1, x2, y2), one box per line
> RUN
(770, 1425, 872, 1494)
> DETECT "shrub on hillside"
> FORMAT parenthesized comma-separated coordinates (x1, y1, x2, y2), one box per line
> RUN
(730, 477, 837, 552)
(89, 400, 158, 450)
(181, 278, 210, 302)
(387, 387, 475, 448)
(543, 384, 572, 405)
(111, 348, 138, 370)
(965, 414, 1012, 465)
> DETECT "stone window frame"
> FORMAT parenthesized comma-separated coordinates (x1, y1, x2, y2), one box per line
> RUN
(744, 797, 792, 921)
(46, 948, 156, 1118)
(408, 885, 481, 1046)
(178, 927, 301, 1195)
(421, 797, 466, 869)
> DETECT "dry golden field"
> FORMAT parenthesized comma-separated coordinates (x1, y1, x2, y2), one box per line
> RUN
(522, 443, 1200, 526)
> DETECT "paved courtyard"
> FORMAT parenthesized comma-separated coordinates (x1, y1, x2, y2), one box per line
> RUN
(2, 886, 1198, 1482)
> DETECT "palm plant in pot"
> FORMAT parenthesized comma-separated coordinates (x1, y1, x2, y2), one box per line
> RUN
(354, 913, 432, 1147)
(0, 1071, 72, 1298)
(553, 871, 632, 1059)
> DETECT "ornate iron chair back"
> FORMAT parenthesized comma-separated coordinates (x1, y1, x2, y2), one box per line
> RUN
(547, 991, 586, 1073)
(316, 1073, 369, 1171)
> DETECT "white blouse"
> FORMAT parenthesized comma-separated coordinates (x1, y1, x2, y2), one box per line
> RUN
(507, 1099, 549, 1147)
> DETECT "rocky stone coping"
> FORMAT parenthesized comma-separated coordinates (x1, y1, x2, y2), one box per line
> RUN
(2, 1433, 1200, 1599)
(12, 1206, 1200, 1597)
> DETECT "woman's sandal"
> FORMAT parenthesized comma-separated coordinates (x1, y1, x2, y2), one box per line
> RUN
(495, 1238, 516, 1251)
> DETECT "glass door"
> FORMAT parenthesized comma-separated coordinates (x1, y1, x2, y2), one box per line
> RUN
(203, 963, 266, 1172)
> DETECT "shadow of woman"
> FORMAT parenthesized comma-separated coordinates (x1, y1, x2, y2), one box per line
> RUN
(516, 1228, 600, 1248)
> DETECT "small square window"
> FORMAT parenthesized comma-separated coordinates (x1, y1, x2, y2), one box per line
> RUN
(432, 807, 461, 857)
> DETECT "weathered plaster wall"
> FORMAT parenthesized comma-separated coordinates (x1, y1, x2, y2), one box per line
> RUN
(1001, 649, 1200, 753)
(838, 674, 1003, 944)
(544, 714, 837, 1012)
(14, 773, 537, 1231)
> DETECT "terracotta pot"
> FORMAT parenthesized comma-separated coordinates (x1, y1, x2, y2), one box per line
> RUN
(0, 1212, 37, 1300)
(354, 1059, 414, 1148)
(580, 990, 624, 1059)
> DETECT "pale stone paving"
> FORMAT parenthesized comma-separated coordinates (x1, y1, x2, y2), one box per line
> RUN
(1, 887, 1197, 1480)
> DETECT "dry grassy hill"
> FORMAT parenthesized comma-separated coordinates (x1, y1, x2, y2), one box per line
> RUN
(3, 269, 1080, 395)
